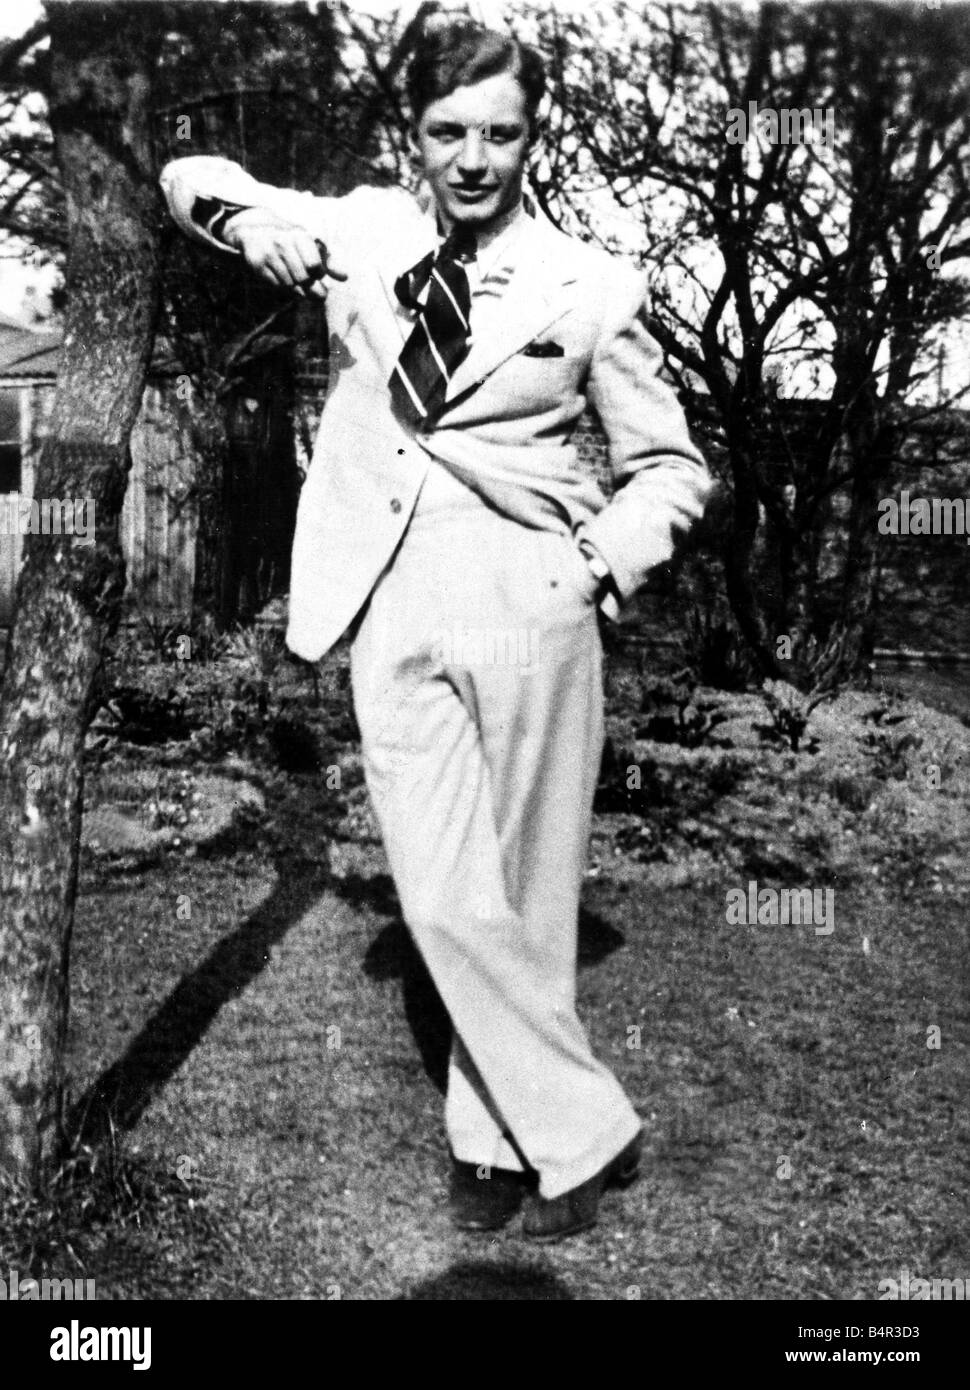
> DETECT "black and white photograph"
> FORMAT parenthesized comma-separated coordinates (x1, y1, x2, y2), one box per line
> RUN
(0, 0, 967, 1334)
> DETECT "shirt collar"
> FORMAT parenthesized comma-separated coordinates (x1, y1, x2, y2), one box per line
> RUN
(416, 184, 531, 274)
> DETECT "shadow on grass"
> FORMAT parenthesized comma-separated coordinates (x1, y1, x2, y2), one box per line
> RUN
(362, 914, 453, 1092)
(360, 904, 626, 1094)
(70, 850, 335, 1147)
(72, 794, 625, 1148)
(398, 1259, 574, 1300)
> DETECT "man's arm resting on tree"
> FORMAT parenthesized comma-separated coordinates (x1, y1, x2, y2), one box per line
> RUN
(159, 155, 352, 293)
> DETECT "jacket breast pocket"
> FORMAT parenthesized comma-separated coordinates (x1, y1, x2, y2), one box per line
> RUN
(494, 354, 585, 411)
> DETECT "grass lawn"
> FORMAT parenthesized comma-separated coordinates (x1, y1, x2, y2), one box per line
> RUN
(3, 639, 969, 1301)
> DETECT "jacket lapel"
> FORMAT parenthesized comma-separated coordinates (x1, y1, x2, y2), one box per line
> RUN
(375, 198, 438, 345)
(445, 213, 578, 402)
(374, 195, 579, 394)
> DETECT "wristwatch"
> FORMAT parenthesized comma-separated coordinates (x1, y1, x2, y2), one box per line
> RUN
(577, 538, 616, 607)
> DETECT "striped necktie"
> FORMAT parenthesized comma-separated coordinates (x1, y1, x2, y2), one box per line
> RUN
(389, 223, 477, 428)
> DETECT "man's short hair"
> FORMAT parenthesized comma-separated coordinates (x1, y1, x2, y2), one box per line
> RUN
(406, 20, 546, 140)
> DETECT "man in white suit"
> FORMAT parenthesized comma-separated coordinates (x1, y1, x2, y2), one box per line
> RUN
(161, 19, 711, 1241)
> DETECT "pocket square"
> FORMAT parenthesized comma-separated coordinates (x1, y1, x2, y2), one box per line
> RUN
(520, 339, 565, 358)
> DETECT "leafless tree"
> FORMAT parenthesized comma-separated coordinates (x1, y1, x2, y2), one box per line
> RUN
(530, 0, 970, 682)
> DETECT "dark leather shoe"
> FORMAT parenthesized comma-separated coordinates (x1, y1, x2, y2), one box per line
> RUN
(449, 1160, 531, 1232)
(522, 1130, 643, 1243)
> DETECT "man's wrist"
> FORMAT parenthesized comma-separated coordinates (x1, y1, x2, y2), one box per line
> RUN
(213, 208, 249, 247)
(577, 538, 617, 606)
(190, 196, 248, 250)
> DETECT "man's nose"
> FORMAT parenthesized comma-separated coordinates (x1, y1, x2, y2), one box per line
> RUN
(457, 128, 489, 175)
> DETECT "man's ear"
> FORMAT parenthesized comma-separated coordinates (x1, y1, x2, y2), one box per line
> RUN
(407, 124, 423, 168)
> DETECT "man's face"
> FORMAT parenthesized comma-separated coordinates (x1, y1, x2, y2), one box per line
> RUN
(413, 71, 533, 233)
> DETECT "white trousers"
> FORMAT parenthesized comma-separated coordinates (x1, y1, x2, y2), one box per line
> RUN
(349, 466, 640, 1199)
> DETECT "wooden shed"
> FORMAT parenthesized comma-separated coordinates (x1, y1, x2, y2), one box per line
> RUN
(0, 315, 197, 626)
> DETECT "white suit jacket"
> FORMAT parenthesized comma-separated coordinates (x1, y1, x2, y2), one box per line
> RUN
(160, 157, 712, 661)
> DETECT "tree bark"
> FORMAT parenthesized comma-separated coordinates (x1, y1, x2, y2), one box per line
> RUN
(0, 1, 161, 1183)
(838, 419, 900, 676)
(184, 376, 233, 633)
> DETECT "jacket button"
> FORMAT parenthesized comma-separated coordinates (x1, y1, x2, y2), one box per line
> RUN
(390, 498, 402, 514)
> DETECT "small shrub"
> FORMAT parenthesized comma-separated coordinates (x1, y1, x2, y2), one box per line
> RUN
(681, 602, 756, 692)
(757, 679, 830, 753)
(596, 740, 747, 826)
(865, 725, 923, 781)
(269, 711, 324, 772)
(94, 685, 197, 745)
(220, 623, 286, 681)
(596, 740, 675, 813)
(637, 672, 730, 749)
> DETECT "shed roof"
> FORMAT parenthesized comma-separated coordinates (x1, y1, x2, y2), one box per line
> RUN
(0, 324, 62, 379)
(0, 323, 183, 382)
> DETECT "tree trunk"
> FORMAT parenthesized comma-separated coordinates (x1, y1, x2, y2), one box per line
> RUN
(0, 1, 161, 1183)
(722, 434, 786, 680)
(186, 380, 233, 633)
(838, 419, 900, 677)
